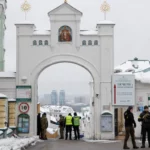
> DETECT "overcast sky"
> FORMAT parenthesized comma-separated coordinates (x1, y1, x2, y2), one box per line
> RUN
(4, 0, 150, 95)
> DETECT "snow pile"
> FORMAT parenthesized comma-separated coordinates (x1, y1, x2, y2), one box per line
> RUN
(0, 136, 39, 150)
(33, 30, 50, 35)
(47, 128, 58, 134)
(115, 59, 150, 84)
(135, 72, 150, 83)
(80, 30, 98, 35)
(83, 139, 120, 143)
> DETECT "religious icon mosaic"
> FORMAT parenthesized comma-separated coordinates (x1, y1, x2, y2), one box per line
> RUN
(59, 26, 72, 42)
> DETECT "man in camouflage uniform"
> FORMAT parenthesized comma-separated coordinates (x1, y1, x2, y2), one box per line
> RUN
(59, 115, 65, 139)
(41, 113, 48, 140)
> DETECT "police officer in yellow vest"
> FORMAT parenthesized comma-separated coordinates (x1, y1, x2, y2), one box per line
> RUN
(73, 112, 81, 140)
(65, 113, 73, 140)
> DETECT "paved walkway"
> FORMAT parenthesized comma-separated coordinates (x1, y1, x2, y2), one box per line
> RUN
(28, 139, 150, 150)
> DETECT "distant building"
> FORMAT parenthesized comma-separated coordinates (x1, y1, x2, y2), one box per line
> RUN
(51, 90, 58, 105)
(59, 90, 65, 106)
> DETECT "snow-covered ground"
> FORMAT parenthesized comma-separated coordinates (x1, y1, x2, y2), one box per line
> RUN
(0, 136, 39, 150)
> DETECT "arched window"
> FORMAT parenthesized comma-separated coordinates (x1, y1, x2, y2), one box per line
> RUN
(88, 40, 92, 45)
(44, 40, 48, 45)
(58, 26, 72, 42)
(94, 40, 98, 45)
(33, 40, 37, 45)
(18, 114, 30, 133)
(39, 40, 43, 45)
(82, 40, 86, 45)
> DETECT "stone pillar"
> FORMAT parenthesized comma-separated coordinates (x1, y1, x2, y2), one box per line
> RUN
(97, 21, 115, 139)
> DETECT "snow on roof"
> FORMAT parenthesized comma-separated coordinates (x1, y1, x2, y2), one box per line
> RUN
(0, 72, 16, 78)
(80, 30, 98, 35)
(115, 59, 150, 84)
(115, 60, 150, 73)
(15, 20, 35, 25)
(33, 30, 50, 35)
(8, 99, 16, 102)
(97, 20, 115, 25)
(0, 93, 7, 98)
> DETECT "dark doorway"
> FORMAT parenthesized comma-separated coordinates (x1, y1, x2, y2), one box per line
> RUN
(114, 108, 118, 136)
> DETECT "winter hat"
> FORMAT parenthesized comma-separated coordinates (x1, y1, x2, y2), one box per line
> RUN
(128, 106, 133, 110)
(144, 106, 148, 109)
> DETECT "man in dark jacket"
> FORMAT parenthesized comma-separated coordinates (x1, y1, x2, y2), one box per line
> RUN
(138, 105, 150, 148)
(123, 106, 139, 149)
(37, 113, 41, 138)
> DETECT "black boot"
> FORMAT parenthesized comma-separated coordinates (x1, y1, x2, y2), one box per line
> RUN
(141, 144, 145, 148)
(133, 146, 139, 149)
(123, 146, 130, 149)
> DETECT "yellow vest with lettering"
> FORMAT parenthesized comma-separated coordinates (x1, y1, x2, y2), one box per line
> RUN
(66, 116, 72, 125)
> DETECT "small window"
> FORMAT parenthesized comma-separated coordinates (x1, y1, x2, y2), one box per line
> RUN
(44, 40, 48, 45)
(39, 40, 43, 45)
(94, 40, 98, 45)
(88, 40, 92, 45)
(33, 40, 37, 45)
(82, 40, 86, 45)
(18, 114, 30, 133)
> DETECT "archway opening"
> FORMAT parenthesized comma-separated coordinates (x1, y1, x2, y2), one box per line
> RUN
(37, 62, 94, 139)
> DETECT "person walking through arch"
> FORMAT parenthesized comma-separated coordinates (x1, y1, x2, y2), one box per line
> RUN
(123, 106, 139, 149)
(73, 112, 81, 140)
(65, 113, 73, 140)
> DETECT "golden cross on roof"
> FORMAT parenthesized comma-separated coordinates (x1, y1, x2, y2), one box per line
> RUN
(64, 0, 68, 3)
(21, 0, 31, 20)
(100, 0, 110, 20)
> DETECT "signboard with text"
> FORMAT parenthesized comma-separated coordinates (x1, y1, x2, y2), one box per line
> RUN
(16, 86, 31, 102)
(112, 75, 135, 106)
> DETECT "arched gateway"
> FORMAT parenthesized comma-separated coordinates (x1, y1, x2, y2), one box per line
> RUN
(15, 2, 115, 139)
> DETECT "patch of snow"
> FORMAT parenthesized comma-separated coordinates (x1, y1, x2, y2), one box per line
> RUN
(8, 99, 16, 102)
(80, 30, 98, 35)
(47, 128, 57, 134)
(0, 131, 3, 135)
(33, 30, 50, 35)
(7, 128, 13, 134)
(83, 139, 120, 143)
(0, 93, 7, 98)
(0, 136, 39, 150)
(97, 20, 115, 25)
(15, 20, 35, 25)
(0, 72, 16, 78)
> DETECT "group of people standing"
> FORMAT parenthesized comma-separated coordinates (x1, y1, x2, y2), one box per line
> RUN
(59, 112, 81, 140)
(123, 105, 150, 149)
(37, 113, 48, 140)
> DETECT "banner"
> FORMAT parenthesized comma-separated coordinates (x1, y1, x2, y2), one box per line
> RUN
(112, 75, 135, 106)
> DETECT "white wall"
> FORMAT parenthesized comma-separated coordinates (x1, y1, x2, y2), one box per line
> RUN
(0, 77, 16, 99)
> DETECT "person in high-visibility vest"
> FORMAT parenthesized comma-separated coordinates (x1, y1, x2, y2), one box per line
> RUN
(65, 113, 73, 140)
(73, 112, 81, 140)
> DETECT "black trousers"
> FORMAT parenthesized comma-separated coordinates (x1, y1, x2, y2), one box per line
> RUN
(74, 126, 80, 140)
(142, 127, 150, 144)
(65, 125, 72, 140)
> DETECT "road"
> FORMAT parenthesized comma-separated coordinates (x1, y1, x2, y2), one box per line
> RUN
(27, 139, 150, 150)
